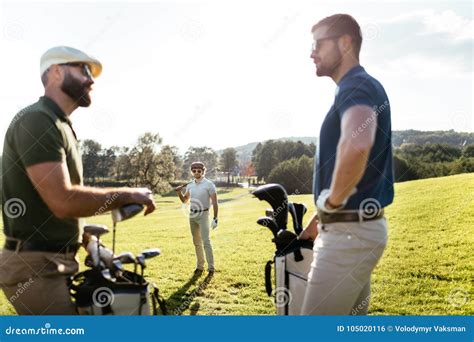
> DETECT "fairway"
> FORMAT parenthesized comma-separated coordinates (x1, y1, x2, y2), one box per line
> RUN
(0, 174, 473, 315)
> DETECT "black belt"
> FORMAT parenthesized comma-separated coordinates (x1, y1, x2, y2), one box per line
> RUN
(190, 208, 209, 213)
(317, 209, 384, 224)
(4, 239, 80, 254)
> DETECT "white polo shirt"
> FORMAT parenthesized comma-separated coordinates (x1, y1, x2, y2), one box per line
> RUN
(185, 177, 217, 211)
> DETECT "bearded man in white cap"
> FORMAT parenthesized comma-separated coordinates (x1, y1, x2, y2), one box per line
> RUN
(0, 46, 156, 315)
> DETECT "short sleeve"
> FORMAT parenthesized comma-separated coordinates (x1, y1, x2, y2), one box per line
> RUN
(208, 182, 217, 195)
(335, 81, 374, 119)
(14, 112, 65, 167)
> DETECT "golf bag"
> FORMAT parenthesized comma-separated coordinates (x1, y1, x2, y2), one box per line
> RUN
(70, 269, 167, 315)
(253, 184, 314, 315)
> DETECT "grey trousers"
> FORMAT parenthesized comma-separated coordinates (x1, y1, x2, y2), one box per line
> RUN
(0, 248, 79, 315)
(189, 212, 214, 271)
(301, 217, 388, 315)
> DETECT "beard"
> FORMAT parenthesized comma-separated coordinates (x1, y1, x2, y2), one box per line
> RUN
(316, 45, 343, 77)
(60, 71, 92, 107)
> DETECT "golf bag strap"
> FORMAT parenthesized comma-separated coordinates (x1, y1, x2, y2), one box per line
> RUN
(265, 260, 273, 296)
(151, 287, 158, 315)
(151, 285, 167, 315)
(293, 249, 303, 262)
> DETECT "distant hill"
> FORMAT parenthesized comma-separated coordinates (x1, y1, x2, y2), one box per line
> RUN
(392, 130, 473, 147)
(217, 130, 474, 165)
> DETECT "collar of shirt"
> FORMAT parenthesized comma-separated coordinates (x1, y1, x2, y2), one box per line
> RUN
(40, 96, 72, 125)
(40, 95, 77, 139)
(339, 65, 364, 85)
(194, 177, 206, 184)
(335, 65, 365, 97)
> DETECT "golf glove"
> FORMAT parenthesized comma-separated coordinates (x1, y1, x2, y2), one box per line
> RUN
(211, 218, 218, 230)
(316, 188, 356, 214)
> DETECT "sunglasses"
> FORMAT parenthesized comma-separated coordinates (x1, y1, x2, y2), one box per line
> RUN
(191, 169, 203, 174)
(311, 35, 342, 52)
(60, 62, 93, 79)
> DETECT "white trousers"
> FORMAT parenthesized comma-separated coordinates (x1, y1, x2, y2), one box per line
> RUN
(189, 212, 214, 271)
(301, 217, 388, 315)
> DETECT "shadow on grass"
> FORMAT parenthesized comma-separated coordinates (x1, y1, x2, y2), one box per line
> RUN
(166, 272, 214, 315)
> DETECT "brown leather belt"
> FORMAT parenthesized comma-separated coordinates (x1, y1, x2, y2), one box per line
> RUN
(4, 238, 80, 254)
(317, 209, 384, 224)
(190, 208, 209, 213)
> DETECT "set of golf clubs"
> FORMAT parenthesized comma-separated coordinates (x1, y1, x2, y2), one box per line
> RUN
(83, 203, 161, 284)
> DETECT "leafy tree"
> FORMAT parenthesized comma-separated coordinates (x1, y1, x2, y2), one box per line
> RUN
(220, 148, 238, 184)
(129, 132, 175, 193)
(252, 140, 316, 181)
(267, 156, 314, 194)
(81, 139, 102, 184)
(462, 144, 474, 158)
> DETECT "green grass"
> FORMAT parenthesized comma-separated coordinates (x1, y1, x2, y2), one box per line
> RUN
(1, 174, 473, 315)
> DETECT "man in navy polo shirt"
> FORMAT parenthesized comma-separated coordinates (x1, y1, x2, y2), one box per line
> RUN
(299, 14, 394, 315)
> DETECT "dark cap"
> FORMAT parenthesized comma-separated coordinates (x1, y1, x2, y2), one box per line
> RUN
(190, 162, 205, 169)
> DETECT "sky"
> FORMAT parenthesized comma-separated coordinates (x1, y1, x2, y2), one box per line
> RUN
(0, 0, 472, 154)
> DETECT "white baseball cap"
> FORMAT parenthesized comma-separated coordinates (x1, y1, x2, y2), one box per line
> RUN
(40, 46, 102, 78)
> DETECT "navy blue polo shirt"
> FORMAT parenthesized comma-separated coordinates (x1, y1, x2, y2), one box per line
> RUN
(313, 65, 394, 210)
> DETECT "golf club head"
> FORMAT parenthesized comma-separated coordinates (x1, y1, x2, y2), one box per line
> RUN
(288, 202, 308, 236)
(141, 248, 161, 259)
(256, 217, 279, 238)
(136, 254, 146, 268)
(273, 229, 298, 253)
(114, 252, 136, 264)
(253, 184, 289, 230)
(84, 224, 109, 238)
(112, 203, 144, 223)
(112, 259, 124, 271)
(84, 255, 94, 268)
(101, 269, 116, 282)
(293, 203, 308, 235)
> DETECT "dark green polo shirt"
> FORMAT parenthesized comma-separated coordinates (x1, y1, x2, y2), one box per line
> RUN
(2, 96, 83, 247)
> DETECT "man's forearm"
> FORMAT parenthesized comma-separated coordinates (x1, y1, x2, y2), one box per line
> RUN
(212, 204, 218, 218)
(329, 139, 371, 205)
(60, 186, 134, 218)
(177, 191, 186, 203)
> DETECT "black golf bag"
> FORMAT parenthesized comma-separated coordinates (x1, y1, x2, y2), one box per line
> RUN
(253, 184, 314, 315)
(69, 269, 166, 315)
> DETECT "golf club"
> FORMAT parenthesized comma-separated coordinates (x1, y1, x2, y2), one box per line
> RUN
(111, 203, 144, 254)
(136, 254, 145, 284)
(114, 252, 136, 265)
(84, 224, 109, 268)
(101, 268, 116, 282)
(253, 184, 289, 230)
(257, 217, 279, 238)
(111, 259, 124, 279)
(136, 248, 161, 283)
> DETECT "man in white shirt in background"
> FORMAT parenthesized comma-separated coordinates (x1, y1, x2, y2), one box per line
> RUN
(176, 162, 218, 275)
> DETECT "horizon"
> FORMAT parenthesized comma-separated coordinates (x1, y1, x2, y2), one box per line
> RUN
(1, 0, 472, 155)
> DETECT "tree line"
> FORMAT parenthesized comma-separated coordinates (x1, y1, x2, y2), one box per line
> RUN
(80, 132, 241, 193)
(1, 131, 471, 197)
(250, 140, 474, 194)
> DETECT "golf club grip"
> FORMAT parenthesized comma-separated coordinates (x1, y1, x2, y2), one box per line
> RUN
(265, 260, 273, 297)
